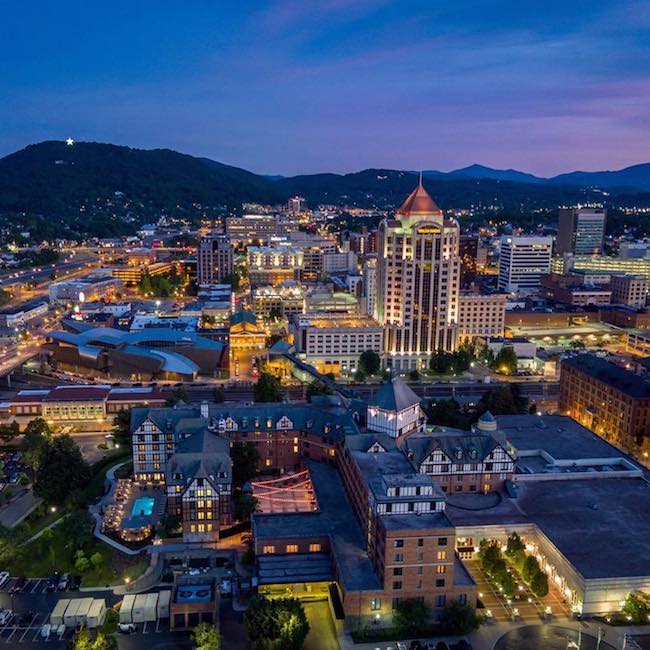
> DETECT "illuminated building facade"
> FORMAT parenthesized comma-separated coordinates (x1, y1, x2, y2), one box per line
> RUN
(376, 180, 461, 370)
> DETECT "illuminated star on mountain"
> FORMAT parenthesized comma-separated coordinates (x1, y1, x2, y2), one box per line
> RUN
(66, 137, 74, 146)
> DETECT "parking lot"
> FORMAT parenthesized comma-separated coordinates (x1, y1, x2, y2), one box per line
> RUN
(0, 577, 191, 648)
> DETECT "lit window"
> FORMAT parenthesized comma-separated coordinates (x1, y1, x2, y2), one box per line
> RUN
(309, 544, 321, 552)
(263, 545, 275, 554)
(286, 544, 298, 553)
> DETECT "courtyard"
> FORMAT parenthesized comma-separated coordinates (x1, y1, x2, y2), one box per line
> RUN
(251, 469, 318, 514)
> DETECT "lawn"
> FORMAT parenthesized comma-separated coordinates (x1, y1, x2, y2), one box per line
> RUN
(6, 525, 148, 586)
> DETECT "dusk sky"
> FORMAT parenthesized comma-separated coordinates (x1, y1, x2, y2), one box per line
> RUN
(2, 1, 650, 176)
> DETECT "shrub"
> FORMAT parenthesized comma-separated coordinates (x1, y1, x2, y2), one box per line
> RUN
(440, 599, 482, 634)
(522, 555, 540, 583)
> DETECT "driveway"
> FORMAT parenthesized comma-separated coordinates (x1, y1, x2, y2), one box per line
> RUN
(304, 600, 338, 650)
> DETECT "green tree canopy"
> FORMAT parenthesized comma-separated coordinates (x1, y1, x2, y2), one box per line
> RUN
(166, 386, 190, 406)
(191, 622, 221, 650)
(244, 597, 309, 650)
(306, 380, 334, 401)
(393, 598, 431, 637)
(491, 346, 518, 375)
(530, 570, 549, 598)
(254, 373, 283, 403)
(440, 599, 482, 634)
(111, 408, 131, 445)
(231, 442, 259, 487)
(33, 435, 91, 506)
(358, 350, 381, 376)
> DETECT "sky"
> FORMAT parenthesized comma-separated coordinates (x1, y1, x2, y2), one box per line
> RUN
(1, 0, 650, 176)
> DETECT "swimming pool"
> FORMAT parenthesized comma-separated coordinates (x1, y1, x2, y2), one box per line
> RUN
(131, 496, 155, 517)
(176, 584, 213, 603)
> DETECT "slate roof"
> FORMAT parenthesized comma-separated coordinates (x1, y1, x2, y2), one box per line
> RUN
(368, 377, 421, 412)
(402, 430, 504, 467)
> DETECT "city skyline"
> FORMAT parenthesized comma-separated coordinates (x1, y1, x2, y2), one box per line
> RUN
(2, 1, 650, 176)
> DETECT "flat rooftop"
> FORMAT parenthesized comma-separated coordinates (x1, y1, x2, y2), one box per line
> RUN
(253, 461, 381, 592)
(561, 354, 650, 398)
(498, 414, 629, 462)
(447, 476, 650, 580)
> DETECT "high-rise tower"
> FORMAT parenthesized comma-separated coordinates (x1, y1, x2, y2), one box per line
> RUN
(375, 179, 461, 371)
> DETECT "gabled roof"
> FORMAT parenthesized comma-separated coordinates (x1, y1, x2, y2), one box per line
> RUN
(368, 377, 421, 412)
(402, 430, 503, 467)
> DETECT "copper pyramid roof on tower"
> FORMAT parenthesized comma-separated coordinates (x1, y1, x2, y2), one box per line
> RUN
(397, 176, 442, 216)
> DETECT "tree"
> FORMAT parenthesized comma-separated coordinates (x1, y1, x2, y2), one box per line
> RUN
(111, 409, 131, 445)
(358, 350, 381, 376)
(425, 398, 472, 429)
(491, 346, 518, 375)
(33, 435, 91, 506)
(92, 633, 117, 650)
(522, 555, 540, 584)
(138, 275, 153, 297)
(90, 551, 104, 569)
(530, 570, 549, 598)
(479, 385, 528, 416)
(231, 443, 259, 487)
(408, 369, 421, 381)
(41, 528, 57, 571)
(166, 386, 190, 406)
(440, 599, 482, 634)
(234, 493, 258, 522)
(75, 550, 90, 573)
(59, 509, 94, 552)
(254, 373, 283, 403)
(244, 597, 309, 650)
(0, 421, 19, 443)
(71, 629, 93, 650)
(623, 591, 650, 625)
(306, 380, 334, 401)
(353, 369, 366, 382)
(191, 622, 221, 650)
(505, 533, 526, 569)
(23, 418, 52, 470)
(393, 598, 430, 637)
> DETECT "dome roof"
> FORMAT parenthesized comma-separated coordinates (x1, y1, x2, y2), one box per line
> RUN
(477, 410, 497, 432)
(397, 178, 442, 216)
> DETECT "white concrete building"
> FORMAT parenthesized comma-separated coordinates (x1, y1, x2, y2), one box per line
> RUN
(498, 236, 553, 293)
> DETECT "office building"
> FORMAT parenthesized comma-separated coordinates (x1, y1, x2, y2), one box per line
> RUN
(252, 285, 305, 319)
(457, 292, 506, 341)
(557, 208, 606, 256)
(363, 258, 377, 318)
(610, 274, 648, 308)
(498, 236, 553, 293)
(376, 180, 461, 370)
(49, 275, 122, 304)
(291, 314, 384, 376)
(248, 245, 303, 286)
(197, 235, 233, 285)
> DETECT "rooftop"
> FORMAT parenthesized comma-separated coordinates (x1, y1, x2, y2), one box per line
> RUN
(447, 476, 650, 580)
(253, 461, 381, 592)
(562, 354, 650, 398)
(398, 180, 442, 216)
(368, 377, 421, 412)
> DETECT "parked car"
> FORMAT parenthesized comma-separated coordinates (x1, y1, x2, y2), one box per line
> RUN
(69, 575, 81, 591)
(18, 611, 35, 627)
(433, 643, 449, 650)
(46, 572, 59, 592)
(410, 642, 423, 650)
(0, 572, 9, 588)
(0, 610, 13, 625)
(118, 623, 136, 634)
(57, 573, 70, 591)
(40, 623, 51, 639)
(10, 577, 26, 593)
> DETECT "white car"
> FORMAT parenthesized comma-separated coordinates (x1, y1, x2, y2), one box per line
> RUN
(40, 624, 51, 639)
(0, 609, 13, 625)
(0, 572, 9, 588)
(118, 623, 136, 634)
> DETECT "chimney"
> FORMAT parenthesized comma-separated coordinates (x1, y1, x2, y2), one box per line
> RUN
(200, 401, 209, 419)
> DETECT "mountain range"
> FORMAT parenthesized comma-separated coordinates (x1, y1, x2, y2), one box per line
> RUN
(1, 141, 650, 234)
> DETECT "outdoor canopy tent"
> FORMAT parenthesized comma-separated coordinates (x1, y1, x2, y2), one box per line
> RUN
(50, 599, 70, 627)
(119, 594, 136, 624)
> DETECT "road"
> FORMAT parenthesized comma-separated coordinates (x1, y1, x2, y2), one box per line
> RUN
(181, 380, 559, 405)
(0, 256, 98, 292)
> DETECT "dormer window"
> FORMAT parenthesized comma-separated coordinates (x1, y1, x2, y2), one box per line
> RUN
(254, 418, 260, 428)
(455, 449, 463, 460)
(266, 418, 273, 428)
(470, 449, 477, 459)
